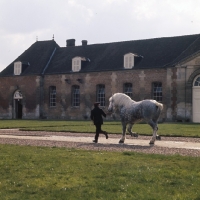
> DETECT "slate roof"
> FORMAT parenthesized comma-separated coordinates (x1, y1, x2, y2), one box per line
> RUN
(0, 40, 59, 76)
(1, 34, 200, 77)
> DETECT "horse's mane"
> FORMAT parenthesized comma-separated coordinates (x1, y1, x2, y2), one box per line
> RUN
(110, 93, 164, 110)
(110, 93, 135, 108)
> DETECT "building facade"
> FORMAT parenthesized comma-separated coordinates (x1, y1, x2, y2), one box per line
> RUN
(1, 34, 200, 122)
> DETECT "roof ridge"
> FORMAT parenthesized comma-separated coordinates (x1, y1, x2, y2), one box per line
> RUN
(61, 33, 200, 48)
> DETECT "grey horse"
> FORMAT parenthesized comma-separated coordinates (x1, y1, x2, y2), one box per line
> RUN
(108, 93, 163, 144)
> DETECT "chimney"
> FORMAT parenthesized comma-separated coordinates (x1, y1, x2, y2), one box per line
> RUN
(82, 40, 88, 46)
(66, 39, 75, 47)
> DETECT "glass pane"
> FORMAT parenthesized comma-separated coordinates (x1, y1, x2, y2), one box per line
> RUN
(49, 86, 56, 107)
(97, 85, 105, 106)
(124, 83, 132, 98)
(194, 76, 200, 86)
(153, 82, 162, 102)
(72, 86, 80, 107)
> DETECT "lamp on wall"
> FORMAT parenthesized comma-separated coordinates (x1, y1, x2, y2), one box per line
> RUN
(77, 78, 83, 83)
(65, 79, 71, 84)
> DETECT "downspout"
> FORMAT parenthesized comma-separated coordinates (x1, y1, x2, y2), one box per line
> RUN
(39, 47, 57, 118)
(42, 47, 57, 75)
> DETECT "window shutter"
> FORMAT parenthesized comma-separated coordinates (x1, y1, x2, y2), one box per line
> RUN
(72, 57, 81, 72)
(77, 60, 80, 71)
(129, 56, 132, 68)
(14, 62, 22, 75)
(124, 54, 134, 69)
(124, 56, 128, 68)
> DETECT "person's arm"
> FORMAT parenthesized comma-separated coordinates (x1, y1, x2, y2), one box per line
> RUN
(101, 109, 106, 118)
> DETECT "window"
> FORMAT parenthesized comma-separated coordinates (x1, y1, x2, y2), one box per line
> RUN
(49, 86, 56, 107)
(14, 62, 22, 75)
(72, 85, 80, 107)
(72, 57, 81, 72)
(124, 53, 135, 69)
(96, 84, 105, 106)
(124, 83, 132, 98)
(152, 82, 162, 102)
(194, 76, 200, 86)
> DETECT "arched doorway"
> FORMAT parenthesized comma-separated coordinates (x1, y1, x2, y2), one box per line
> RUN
(13, 90, 23, 119)
(193, 75, 200, 122)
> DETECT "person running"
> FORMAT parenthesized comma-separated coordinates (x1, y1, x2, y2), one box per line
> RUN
(90, 102, 108, 143)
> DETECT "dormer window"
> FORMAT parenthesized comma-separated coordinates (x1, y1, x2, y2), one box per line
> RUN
(72, 56, 89, 72)
(72, 57, 81, 72)
(124, 53, 135, 69)
(14, 61, 22, 75)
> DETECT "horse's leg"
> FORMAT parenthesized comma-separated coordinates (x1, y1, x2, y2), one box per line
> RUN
(119, 122, 126, 143)
(127, 124, 138, 137)
(156, 126, 161, 140)
(148, 120, 158, 144)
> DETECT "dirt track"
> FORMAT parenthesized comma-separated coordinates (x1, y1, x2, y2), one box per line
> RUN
(0, 129, 200, 157)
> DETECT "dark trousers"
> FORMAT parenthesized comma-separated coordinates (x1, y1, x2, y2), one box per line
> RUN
(94, 124, 106, 142)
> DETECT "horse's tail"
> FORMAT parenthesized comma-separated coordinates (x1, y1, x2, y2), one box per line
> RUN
(154, 101, 163, 111)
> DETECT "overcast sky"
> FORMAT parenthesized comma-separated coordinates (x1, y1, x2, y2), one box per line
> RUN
(0, 0, 200, 72)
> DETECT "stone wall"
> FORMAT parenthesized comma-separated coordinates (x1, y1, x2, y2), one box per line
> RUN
(175, 54, 200, 122)
(42, 68, 168, 121)
(2, 64, 200, 121)
(0, 76, 41, 119)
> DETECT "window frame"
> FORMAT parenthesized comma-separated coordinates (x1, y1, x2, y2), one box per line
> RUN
(152, 82, 162, 102)
(72, 85, 80, 107)
(123, 83, 133, 98)
(96, 84, 105, 107)
(49, 86, 56, 107)
(193, 76, 200, 86)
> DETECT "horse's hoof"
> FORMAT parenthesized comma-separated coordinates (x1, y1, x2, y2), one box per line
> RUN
(119, 140, 124, 143)
(156, 135, 161, 140)
(131, 132, 138, 137)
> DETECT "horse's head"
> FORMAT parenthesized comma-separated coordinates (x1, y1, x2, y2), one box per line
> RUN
(108, 95, 115, 113)
(108, 93, 132, 113)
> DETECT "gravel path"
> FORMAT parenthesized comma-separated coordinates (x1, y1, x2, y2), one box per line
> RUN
(0, 130, 200, 157)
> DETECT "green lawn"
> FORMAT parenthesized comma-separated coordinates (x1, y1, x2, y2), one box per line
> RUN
(0, 145, 199, 200)
(0, 119, 200, 137)
(0, 120, 200, 199)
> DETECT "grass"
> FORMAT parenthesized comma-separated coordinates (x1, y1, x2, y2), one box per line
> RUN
(0, 145, 200, 200)
(0, 119, 200, 137)
(0, 120, 200, 199)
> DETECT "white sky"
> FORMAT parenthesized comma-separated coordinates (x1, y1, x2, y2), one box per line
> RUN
(0, 0, 200, 72)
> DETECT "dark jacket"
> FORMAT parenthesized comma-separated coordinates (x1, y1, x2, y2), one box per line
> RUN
(90, 107, 106, 125)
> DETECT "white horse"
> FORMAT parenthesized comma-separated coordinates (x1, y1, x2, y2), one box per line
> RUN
(108, 93, 163, 144)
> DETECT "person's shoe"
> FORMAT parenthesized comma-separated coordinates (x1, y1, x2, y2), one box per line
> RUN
(104, 131, 108, 139)
(93, 140, 97, 143)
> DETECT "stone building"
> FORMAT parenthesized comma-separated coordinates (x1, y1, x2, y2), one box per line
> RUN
(0, 34, 200, 122)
